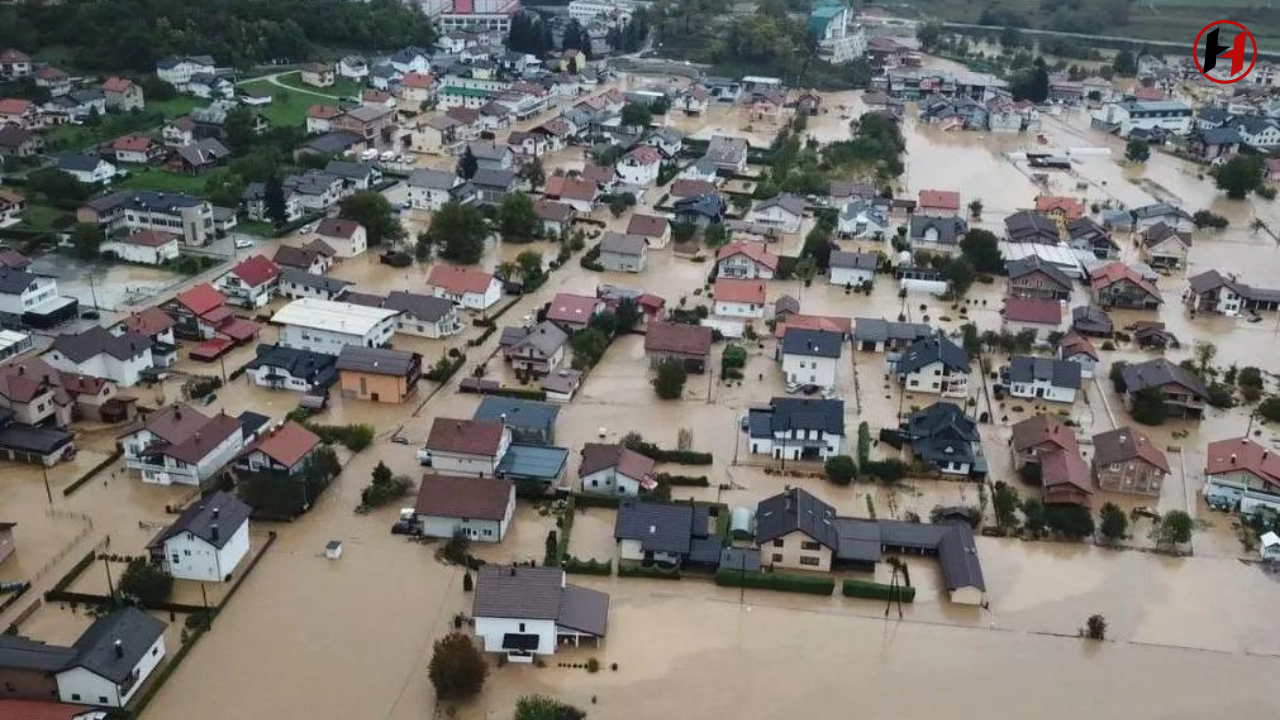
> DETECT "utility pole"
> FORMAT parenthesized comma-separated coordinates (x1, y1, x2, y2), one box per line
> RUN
(87, 273, 100, 311)
(41, 464, 52, 504)
(103, 556, 116, 600)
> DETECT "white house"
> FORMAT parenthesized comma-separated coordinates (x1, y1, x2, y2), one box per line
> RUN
(1058, 333, 1099, 380)
(271, 298, 399, 356)
(1001, 297, 1066, 341)
(1094, 99, 1193, 136)
(472, 566, 609, 662)
(1204, 437, 1280, 515)
(58, 155, 117, 185)
(119, 405, 245, 486)
(615, 145, 662, 186)
(54, 608, 166, 708)
(579, 443, 657, 496)
(407, 169, 462, 211)
(384, 291, 463, 339)
(242, 343, 337, 394)
(419, 418, 511, 478)
(315, 217, 367, 258)
(100, 229, 180, 266)
(156, 55, 216, 89)
(716, 242, 778, 280)
(216, 254, 280, 309)
(147, 491, 251, 581)
(746, 397, 845, 460)
(892, 335, 970, 398)
(838, 200, 890, 239)
(45, 327, 153, 388)
(747, 194, 805, 234)
(0, 267, 80, 329)
(426, 265, 502, 311)
(414, 473, 516, 542)
(778, 328, 842, 389)
(1006, 356, 1081, 404)
(829, 250, 877, 287)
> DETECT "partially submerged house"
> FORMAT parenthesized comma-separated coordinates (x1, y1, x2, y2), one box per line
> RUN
(1119, 358, 1207, 420)
(613, 500, 720, 567)
(146, 490, 251, 581)
(472, 566, 609, 661)
(900, 402, 986, 477)
(746, 397, 845, 460)
(579, 443, 657, 496)
(414, 473, 515, 542)
(1092, 426, 1168, 497)
(892, 335, 970, 398)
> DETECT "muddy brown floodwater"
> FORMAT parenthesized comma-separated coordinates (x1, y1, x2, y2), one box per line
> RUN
(8, 69, 1280, 720)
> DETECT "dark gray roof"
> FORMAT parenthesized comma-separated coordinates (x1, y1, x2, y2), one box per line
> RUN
(473, 566, 609, 636)
(335, 345, 419, 376)
(384, 290, 454, 323)
(718, 547, 761, 573)
(0, 633, 76, 672)
(1008, 355, 1082, 389)
(557, 584, 609, 636)
(506, 320, 567, 356)
(495, 443, 568, 480)
(895, 335, 969, 374)
(58, 154, 106, 172)
(755, 488, 839, 549)
(474, 397, 559, 433)
(903, 402, 981, 467)
(407, 168, 458, 190)
(244, 343, 338, 387)
(829, 250, 877, 271)
(70, 608, 167, 684)
(340, 291, 386, 307)
(756, 193, 805, 217)
(52, 326, 149, 363)
(673, 193, 725, 219)
(280, 268, 351, 294)
(1120, 358, 1207, 398)
(0, 423, 74, 455)
(1071, 305, 1113, 333)
(750, 397, 845, 438)
(909, 215, 966, 245)
(472, 168, 514, 189)
(324, 160, 377, 180)
(853, 317, 933, 343)
(780, 328, 843, 358)
(1004, 211, 1060, 242)
(1131, 203, 1191, 221)
(149, 491, 250, 550)
(1006, 255, 1072, 288)
(614, 500, 707, 554)
(1200, 127, 1242, 145)
(302, 131, 364, 154)
(0, 267, 38, 295)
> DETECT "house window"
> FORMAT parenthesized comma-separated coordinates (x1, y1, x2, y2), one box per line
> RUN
(519, 623, 525, 632)
(800, 541, 820, 551)
(772, 539, 784, 547)
(771, 553, 783, 563)
(152, 647, 159, 655)
(171, 553, 180, 564)
(72, 695, 81, 702)
(99, 697, 109, 704)
(799, 556, 820, 567)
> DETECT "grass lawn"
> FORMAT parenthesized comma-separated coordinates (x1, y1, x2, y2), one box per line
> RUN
(237, 220, 276, 238)
(114, 167, 208, 195)
(149, 96, 205, 120)
(237, 80, 316, 128)
(18, 202, 74, 233)
(275, 71, 363, 101)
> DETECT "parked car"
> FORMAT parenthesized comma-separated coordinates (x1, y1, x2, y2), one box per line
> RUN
(234, 237, 254, 249)
(391, 520, 422, 536)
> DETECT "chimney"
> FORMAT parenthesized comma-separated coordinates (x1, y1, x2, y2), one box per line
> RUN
(211, 522, 219, 541)
(509, 566, 516, 576)
(114, 640, 123, 658)
(213, 507, 220, 520)
(1231, 453, 1237, 465)
(16, 365, 23, 376)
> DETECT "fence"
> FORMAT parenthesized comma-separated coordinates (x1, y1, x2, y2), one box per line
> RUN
(30, 521, 101, 586)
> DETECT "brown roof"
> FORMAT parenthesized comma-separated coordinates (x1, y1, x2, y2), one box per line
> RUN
(547, 293, 600, 325)
(427, 265, 495, 295)
(713, 278, 767, 305)
(533, 199, 574, 223)
(545, 175, 598, 202)
(129, 403, 209, 444)
(401, 72, 434, 89)
(317, 217, 361, 239)
(414, 473, 512, 520)
(246, 420, 320, 468)
(1092, 427, 1169, 474)
(0, 700, 100, 720)
(102, 76, 134, 93)
(120, 307, 175, 337)
(307, 104, 343, 119)
(173, 283, 226, 316)
(716, 241, 779, 271)
(580, 164, 615, 186)
(151, 412, 241, 464)
(644, 321, 712, 358)
(111, 134, 153, 152)
(670, 179, 717, 198)
(579, 443, 655, 482)
(1058, 332, 1097, 361)
(1040, 448, 1093, 506)
(919, 189, 960, 211)
(0, 357, 69, 404)
(1003, 297, 1062, 325)
(122, 229, 179, 247)
(1206, 437, 1280, 489)
(775, 314, 851, 337)
(1010, 415, 1078, 455)
(1089, 262, 1161, 301)
(426, 418, 505, 456)
(1034, 196, 1085, 219)
(626, 214, 668, 238)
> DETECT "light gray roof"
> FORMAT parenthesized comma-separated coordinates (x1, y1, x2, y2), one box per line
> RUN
(335, 345, 419, 376)
(384, 290, 454, 323)
(507, 320, 567, 357)
(408, 168, 459, 190)
(600, 232, 646, 256)
(280, 268, 351, 294)
(468, 141, 510, 161)
(756, 193, 805, 217)
(853, 317, 932, 343)
(829, 250, 877, 271)
(705, 135, 748, 166)
(1008, 355, 1082, 389)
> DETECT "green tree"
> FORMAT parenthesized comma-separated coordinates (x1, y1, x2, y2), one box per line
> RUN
(703, 223, 728, 247)
(959, 228, 1001, 273)
(1125, 138, 1150, 164)
(1099, 502, 1128, 541)
(917, 20, 942, 49)
(1215, 156, 1264, 200)
(414, 231, 433, 262)
(71, 222, 101, 260)
(992, 481, 1021, 531)
(27, 169, 89, 204)
(824, 455, 857, 485)
(944, 256, 975, 298)
(223, 105, 257, 154)
(571, 328, 610, 370)
(518, 157, 546, 191)
(119, 558, 173, 603)
(620, 102, 653, 129)
(1010, 58, 1050, 102)
(499, 192, 540, 243)
(1045, 505, 1095, 539)
(1021, 498, 1047, 536)
(999, 25, 1023, 48)
(607, 192, 637, 218)
(1113, 50, 1137, 76)
(652, 357, 688, 399)
(1259, 396, 1280, 422)
(515, 249, 543, 287)
(428, 632, 487, 700)
(514, 695, 587, 720)
(340, 191, 404, 247)
(1151, 509, 1194, 549)
(968, 199, 983, 219)
(429, 202, 487, 264)
(614, 297, 641, 331)
(671, 221, 697, 243)
(457, 146, 479, 179)
(1131, 386, 1168, 426)
(1110, 361, 1129, 393)
(264, 175, 288, 227)
(1194, 340, 1218, 378)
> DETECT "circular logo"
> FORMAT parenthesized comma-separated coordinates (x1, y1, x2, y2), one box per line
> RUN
(1193, 20, 1257, 84)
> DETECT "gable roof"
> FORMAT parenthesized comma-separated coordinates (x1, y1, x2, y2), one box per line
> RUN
(0, 634, 76, 673)
(1007, 255, 1072, 288)
(173, 283, 226, 316)
(755, 193, 805, 217)
(1093, 426, 1169, 473)
(427, 265, 495, 295)
(713, 278, 766, 305)
(1008, 355, 1081, 389)
(334, 345, 419, 376)
(317, 217, 362, 240)
(614, 500, 702, 554)
(69, 608, 166, 684)
(599, 232, 646, 256)
(1004, 211, 1061, 243)
(415, 472, 512, 520)
(1206, 437, 1280, 487)
(626, 213, 668, 238)
(1058, 331, 1098, 361)
(1011, 414, 1078, 455)
(546, 293, 599, 325)
(829, 250, 877, 271)
(1120, 358, 1207, 398)
(750, 397, 845, 437)
(505, 320, 567, 357)
(119, 307, 175, 337)
(918, 189, 960, 211)
(149, 491, 250, 550)
(228, 254, 280, 288)
(1003, 297, 1063, 325)
(717, 241, 779, 270)
(245, 420, 319, 468)
(384, 290, 453, 323)
(474, 397, 559, 433)
(1033, 195, 1085, 218)
(755, 487, 839, 549)
(895, 335, 968, 374)
(644, 321, 712, 357)
(51, 327, 149, 363)
(1089, 262, 1161, 300)
(780, 328, 843, 358)
(426, 417, 505, 456)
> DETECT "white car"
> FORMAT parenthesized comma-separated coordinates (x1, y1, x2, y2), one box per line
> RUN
(234, 237, 254, 249)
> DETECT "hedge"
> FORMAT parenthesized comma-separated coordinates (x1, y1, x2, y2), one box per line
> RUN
(657, 473, 710, 487)
(49, 550, 96, 594)
(467, 325, 497, 347)
(618, 564, 681, 580)
(425, 355, 466, 383)
(487, 386, 547, 401)
(625, 439, 713, 466)
(63, 448, 123, 497)
(573, 493, 622, 509)
(714, 569, 834, 595)
(562, 556, 612, 576)
(841, 578, 915, 603)
(580, 244, 603, 271)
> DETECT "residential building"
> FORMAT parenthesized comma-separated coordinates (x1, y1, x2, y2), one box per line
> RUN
(243, 344, 338, 395)
(1204, 437, 1280, 514)
(160, 283, 230, 340)
(1186, 269, 1280, 316)
(1140, 222, 1192, 268)
(77, 191, 215, 247)
(414, 473, 515, 542)
(272, 298, 399, 355)
(1130, 203, 1194, 232)
(406, 169, 462, 211)
(217, 254, 280, 309)
(273, 242, 334, 275)
(474, 397, 558, 445)
(580, 444, 657, 496)
(426, 265, 502, 311)
(546, 293, 603, 333)
(156, 55, 216, 89)
(1004, 211, 1061, 244)
(613, 500, 720, 568)
(472, 566, 609, 662)
(901, 402, 987, 477)
(672, 193, 726, 227)
(908, 214, 967, 253)
(534, 199, 576, 237)
(541, 368, 582, 403)
(101, 77, 144, 112)
(0, 49, 33, 79)
(712, 277, 766, 323)
(778, 328, 842, 389)
(300, 63, 334, 88)
(1058, 332, 1100, 379)
(146, 491, 251, 581)
(1090, 262, 1162, 310)
(52, 608, 166, 708)
(1067, 217, 1119, 259)
(421, 418, 511, 478)
(278, 269, 351, 302)
(748, 194, 805, 234)
(746, 397, 844, 460)
(917, 189, 961, 217)
(543, 175, 599, 214)
(598, 232, 648, 273)
(1094, 99, 1192, 136)
(0, 98, 36, 129)
(331, 105, 395, 145)
(0, 329, 33, 364)
(57, 155, 117, 185)
(44, 328, 152, 388)
(1071, 306, 1113, 337)
(809, 0, 866, 64)
(119, 404, 245, 486)
(108, 134, 163, 165)
(1092, 426, 1168, 496)
(0, 357, 110, 428)
(851, 318, 931, 353)
(893, 335, 970, 398)
(1001, 297, 1065, 340)
(502, 321, 568, 376)
(335, 346, 422, 403)
(828, 250, 877, 287)
(716, 242, 777, 280)
(306, 104, 343, 135)
(1005, 356, 1081, 403)
(383, 291, 462, 338)
(0, 127, 43, 158)
(98, 229, 179, 267)
(838, 198, 890, 239)
(1120, 358, 1208, 419)
(644, 322, 712, 373)
(704, 135, 748, 174)
(235, 420, 322, 477)
(1007, 255, 1072, 300)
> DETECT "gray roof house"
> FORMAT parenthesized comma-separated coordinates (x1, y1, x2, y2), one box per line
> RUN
(1004, 211, 1060, 244)
(909, 215, 967, 249)
(852, 317, 932, 352)
(1007, 355, 1082, 398)
(1007, 255, 1073, 300)
(1071, 305, 1114, 336)
(894, 335, 969, 375)
(704, 135, 749, 172)
(147, 490, 251, 556)
(472, 565, 609, 657)
(474, 396, 560, 445)
(900, 402, 986, 476)
(779, 328, 843, 359)
(502, 320, 569, 376)
(1119, 357, 1208, 419)
(64, 607, 167, 698)
(598, 232, 648, 273)
(278, 268, 352, 301)
(613, 500, 720, 567)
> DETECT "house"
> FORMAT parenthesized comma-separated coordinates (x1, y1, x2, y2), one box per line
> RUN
(108, 134, 163, 165)
(1130, 203, 1194, 232)
(893, 335, 970, 398)
(1004, 211, 1061, 244)
(273, 241, 335, 275)
(1203, 437, 1280, 514)
(296, 127, 363, 159)
(0, 127, 42, 158)
(1007, 256, 1072, 301)
(421, 418, 510, 478)
(160, 283, 230, 340)
(1120, 358, 1208, 419)
(300, 63, 334, 88)
(543, 176, 599, 214)
(237, 418, 324, 475)
(545, 293, 603, 333)
(670, 178, 718, 200)
(277, 268, 349, 303)
(45, 328, 152, 388)
(1010, 414, 1077, 474)
(0, 267, 79, 329)
(413, 473, 515, 542)
(1188, 126, 1243, 163)
(580, 444, 657, 496)
(472, 565, 609, 661)
(1186, 269, 1280, 316)
(281, 169, 344, 214)
(1090, 262, 1162, 310)
(147, 491, 251, 581)
(217, 254, 280, 309)
(0, 357, 116, 428)
(474, 397, 558, 446)
(324, 160, 381, 192)
(99, 229, 180, 266)
(306, 104, 343, 135)
(613, 145, 661, 187)
(272, 298, 398, 355)
(331, 105, 394, 144)
(644, 127, 683, 158)
(908, 215, 967, 252)
(711, 278, 766, 334)
(748, 194, 805, 234)
(426, 265, 503, 311)
(407, 169, 462, 212)
(598, 232, 648, 273)
(1037, 441, 1093, 507)
(168, 138, 230, 174)
(838, 199, 891, 239)
(77, 191, 215, 247)
(1058, 332, 1099, 379)
(746, 397, 844, 460)
(1067, 217, 1119, 259)
(502, 321, 568, 376)
(0, 98, 36, 129)
(613, 501, 720, 569)
(1005, 356, 1081, 403)
(119, 404, 245, 485)
(466, 141, 513, 173)
(1092, 427, 1168, 496)
(0, 49, 33, 79)
(672, 193, 726, 228)
(1069, 306, 1113, 338)
(382, 291, 462, 339)
(917, 189, 961, 217)
(161, 116, 195, 147)
(704, 135, 748, 174)
(829, 250, 877, 288)
(778, 328, 842, 389)
(53, 608, 166, 708)
(1001, 297, 1065, 340)
(717, 242, 778, 280)
(851, 318, 932, 353)
(57, 155, 117, 185)
(1140, 222, 1192, 269)
(315, 218, 367, 259)
(243, 344, 338, 395)
(453, 168, 514, 206)
(156, 54, 216, 89)
(677, 85, 710, 115)
(1094, 99, 1192, 137)
(533, 199, 576, 237)
(901, 402, 986, 477)
(541, 368, 582, 404)
(101, 77, 143, 112)
(644, 322, 712, 374)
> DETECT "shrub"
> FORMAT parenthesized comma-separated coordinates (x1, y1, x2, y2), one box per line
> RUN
(856, 421, 871, 467)
(360, 472, 412, 510)
(462, 572, 473, 592)
(428, 632, 487, 699)
(841, 578, 916, 602)
(1259, 396, 1280, 423)
(586, 658, 601, 673)
(715, 569, 834, 595)
(621, 433, 713, 464)
(1085, 614, 1107, 640)
(562, 556, 612, 575)
(306, 423, 375, 452)
(656, 473, 709, 487)
(722, 344, 747, 370)
(119, 558, 173, 603)
(425, 355, 465, 383)
(618, 564, 681, 579)
(861, 458, 907, 483)
(824, 455, 857, 485)
(652, 357, 688, 399)
(515, 695, 587, 720)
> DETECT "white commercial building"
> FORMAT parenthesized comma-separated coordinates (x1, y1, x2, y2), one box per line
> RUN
(272, 298, 399, 356)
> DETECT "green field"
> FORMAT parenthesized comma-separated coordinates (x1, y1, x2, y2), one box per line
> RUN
(237, 80, 317, 128)
(114, 167, 208, 194)
(17, 202, 73, 233)
(149, 96, 206, 120)
(275, 71, 364, 101)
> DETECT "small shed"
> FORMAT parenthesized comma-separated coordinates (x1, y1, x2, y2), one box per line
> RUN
(719, 547, 761, 573)
(730, 506, 754, 540)
(325, 540, 343, 560)
(1261, 531, 1280, 562)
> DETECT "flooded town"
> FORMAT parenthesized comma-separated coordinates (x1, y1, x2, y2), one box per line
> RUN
(2, 2, 1280, 719)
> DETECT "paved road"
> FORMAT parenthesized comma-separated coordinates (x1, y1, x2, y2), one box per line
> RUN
(236, 71, 342, 100)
